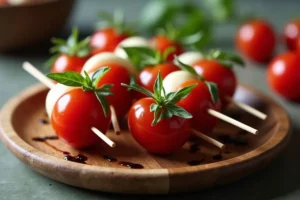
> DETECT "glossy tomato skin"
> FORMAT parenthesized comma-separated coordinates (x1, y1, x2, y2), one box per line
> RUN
(90, 64, 133, 118)
(137, 63, 179, 92)
(90, 28, 128, 55)
(235, 19, 276, 62)
(128, 98, 191, 154)
(192, 60, 237, 107)
(150, 35, 183, 61)
(267, 52, 300, 100)
(284, 19, 300, 51)
(51, 89, 111, 149)
(51, 54, 88, 73)
(177, 80, 221, 134)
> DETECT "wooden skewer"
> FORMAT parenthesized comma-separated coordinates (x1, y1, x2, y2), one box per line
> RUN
(226, 96, 267, 120)
(110, 105, 121, 135)
(208, 109, 258, 135)
(191, 129, 225, 150)
(22, 61, 117, 147)
(23, 62, 55, 89)
(91, 127, 116, 148)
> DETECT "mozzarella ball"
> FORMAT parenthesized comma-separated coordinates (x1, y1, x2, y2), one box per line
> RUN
(176, 51, 203, 66)
(114, 36, 150, 59)
(81, 52, 137, 75)
(163, 71, 198, 94)
(45, 84, 75, 118)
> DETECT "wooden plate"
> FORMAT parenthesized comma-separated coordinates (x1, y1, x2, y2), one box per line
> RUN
(0, 84, 291, 194)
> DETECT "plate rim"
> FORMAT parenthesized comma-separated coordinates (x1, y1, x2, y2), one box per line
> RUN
(0, 83, 292, 193)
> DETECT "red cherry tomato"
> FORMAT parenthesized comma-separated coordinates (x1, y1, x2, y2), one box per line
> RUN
(90, 28, 128, 55)
(150, 35, 183, 61)
(192, 60, 237, 107)
(128, 98, 191, 154)
(52, 89, 111, 148)
(177, 80, 221, 134)
(284, 19, 300, 51)
(88, 63, 132, 118)
(51, 54, 88, 73)
(267, 51, 300, 100)
(137, 63, 179, 92)
(235, 19, 276, 62)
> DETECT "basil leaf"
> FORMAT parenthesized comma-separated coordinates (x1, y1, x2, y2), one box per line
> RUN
(210, 49, 245, 67)
(166, 104, 192, 119)
(123, 47, 158, 69)
(153, 72, 163, 101)
(92, 67, 110, 88)
(205, 81, 219, 104)
(46, 71, 85, 87)
(121, 83, 155, 98)
(94, 92, 110, 117)
(167, 84, 197, 104)
(162, 46, 175, 61)
(203, 0, 234, 22)
(179, 31, 203, 45)
(174, 56, 199, 77)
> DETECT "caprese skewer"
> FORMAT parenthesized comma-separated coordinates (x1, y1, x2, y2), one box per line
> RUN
(23, 62, 116, 148)
(176, 50, 267, 120)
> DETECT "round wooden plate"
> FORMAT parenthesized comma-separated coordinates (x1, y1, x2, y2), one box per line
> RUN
(0, 84, 291, 194)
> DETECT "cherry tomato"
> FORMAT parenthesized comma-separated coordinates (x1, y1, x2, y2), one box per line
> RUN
(150, 35, 183, 61)
(177, 80, 221, 134)
(284, 19, 300, 51)
(52, 89, 111, 148)
(128, 98, 191, 154)
(267, 51, 300, 100)
(90, 28, 128, 55)
(192, 60, 237, 107)
(137, 63, 179, 92)
(88, 63, 132, 118)
(235, 19, 276, 62)
(51, 54, 88, 73)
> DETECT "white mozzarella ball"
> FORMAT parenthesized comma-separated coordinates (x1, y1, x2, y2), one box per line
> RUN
(114, 36, 150, 59)
(45, 83, 75, 118)
(176, 51, 203, 66)
(163, 71, 198, 94)
(81, 52, 137, 75)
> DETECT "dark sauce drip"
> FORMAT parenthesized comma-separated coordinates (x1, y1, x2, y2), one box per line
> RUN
(189, 143, 200, 153)
(187, 159, 204, 166)
(103, 155, 117, 162)
(213, 154, 223, 161)
(32, 136, 58, 142)
(119, 161, 144, 169)
(39, 119, 49, 124)
(64, 154, 87, 164)
(218, 135, 248, 146)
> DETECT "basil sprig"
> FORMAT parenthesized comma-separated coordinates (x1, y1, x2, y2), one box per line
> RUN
(206, 49, 245, 68)
(122, 73, 196, 126)
(175, 56, 219, 104)
(122, 46, 175, 70)
(45, 28, 91, 68)
(46, 68, 113, 117)
(96, 9, 135, 36)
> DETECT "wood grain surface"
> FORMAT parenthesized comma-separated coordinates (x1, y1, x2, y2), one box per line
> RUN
(0, 84, 291, 194)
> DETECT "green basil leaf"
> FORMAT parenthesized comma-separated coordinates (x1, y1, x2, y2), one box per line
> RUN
(92, 67, 110, 88)
(174, 56, 199, 77)
(210, 49, 245, 67)
(121, 83, 155, 98)
(46, 71, 85, 87)
(122, 47, 158, 69)
(203, 0, 234, 22)
(94, 92, 110, 117)
(205, 81, 219, 104)
(167, 84, 197, 104)
(162, 46, 175, 62)
(166, 104, 192, 119)
(179, 31, 203, 45)
(153, 72, 163, 100)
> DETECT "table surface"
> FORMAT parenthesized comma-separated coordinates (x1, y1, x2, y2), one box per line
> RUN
(0, 0, 300, 199)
